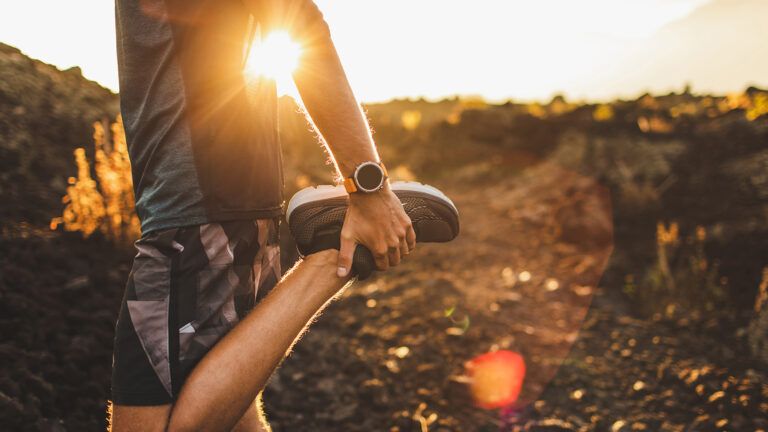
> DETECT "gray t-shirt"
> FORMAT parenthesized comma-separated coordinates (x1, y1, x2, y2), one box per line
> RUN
(116, 0, 283, 235)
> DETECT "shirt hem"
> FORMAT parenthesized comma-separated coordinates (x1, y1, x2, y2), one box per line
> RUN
(140, 206, 284, 236)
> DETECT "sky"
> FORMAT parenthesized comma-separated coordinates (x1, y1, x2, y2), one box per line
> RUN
(1, 0, 766, 102)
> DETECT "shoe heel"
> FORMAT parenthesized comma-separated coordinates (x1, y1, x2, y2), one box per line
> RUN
(414, 219, 456, 242)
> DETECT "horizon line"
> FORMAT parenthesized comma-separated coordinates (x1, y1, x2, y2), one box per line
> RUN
(4, 41, 766, 107)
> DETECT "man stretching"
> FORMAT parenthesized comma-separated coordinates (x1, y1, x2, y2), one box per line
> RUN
(110, 0, 458, 430)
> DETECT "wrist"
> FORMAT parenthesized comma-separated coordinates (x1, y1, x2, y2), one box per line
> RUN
(348, 182, 384, 200)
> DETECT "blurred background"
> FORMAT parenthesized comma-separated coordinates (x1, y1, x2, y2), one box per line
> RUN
(1, 0, 767, 431)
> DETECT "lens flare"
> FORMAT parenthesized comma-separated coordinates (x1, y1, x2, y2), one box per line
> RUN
(465, 350, 526, 409)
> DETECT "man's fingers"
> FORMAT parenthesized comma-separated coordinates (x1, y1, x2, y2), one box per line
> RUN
(388, 244, 401, 267)
(399, 237, 410, 257)
(337, 236, 355, 277)
(373, 244, 389, 271)
(406, 225, 416, 251)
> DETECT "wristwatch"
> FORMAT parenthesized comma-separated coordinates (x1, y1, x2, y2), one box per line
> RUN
(344, 161, 388, 194)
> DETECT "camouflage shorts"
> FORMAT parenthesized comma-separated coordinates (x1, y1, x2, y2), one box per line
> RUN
(111, 219, 280, 405)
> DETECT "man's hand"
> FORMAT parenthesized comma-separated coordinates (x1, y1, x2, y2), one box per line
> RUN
(337, 185, 416, 277)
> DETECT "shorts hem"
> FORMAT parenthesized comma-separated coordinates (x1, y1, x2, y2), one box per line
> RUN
(111, 389, 174, 406)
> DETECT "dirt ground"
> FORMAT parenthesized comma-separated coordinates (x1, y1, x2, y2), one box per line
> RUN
(1, 163, 766, 431)
(264, 165, 767, 431)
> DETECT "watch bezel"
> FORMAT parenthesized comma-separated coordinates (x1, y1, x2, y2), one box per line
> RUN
(353, 161, 385, 193)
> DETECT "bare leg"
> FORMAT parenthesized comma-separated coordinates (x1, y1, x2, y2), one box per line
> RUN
(231, 394, 271, 432)
(112, 250, 347, 431)
(110, 404, 170, 432)
(168, 249, 349, 431)
(110, 396, 270, 432)
(110, 249, 349, 431)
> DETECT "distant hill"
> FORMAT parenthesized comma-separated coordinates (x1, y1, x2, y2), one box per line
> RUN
(0, 42, 119, 227)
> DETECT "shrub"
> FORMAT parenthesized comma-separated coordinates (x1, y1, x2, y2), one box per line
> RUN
(746, 93, 768, 121)
(51, 116, 140, 244)
(624, 222, 725, 318)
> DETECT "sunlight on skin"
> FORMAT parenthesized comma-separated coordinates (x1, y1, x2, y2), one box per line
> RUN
(244, 30, 302, 96)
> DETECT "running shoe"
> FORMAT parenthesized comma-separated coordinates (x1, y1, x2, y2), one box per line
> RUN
(286, 181, 460, 279)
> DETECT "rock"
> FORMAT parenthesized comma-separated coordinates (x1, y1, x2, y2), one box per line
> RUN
(331, 402, 358, 421)
(64, 275, 89, 291)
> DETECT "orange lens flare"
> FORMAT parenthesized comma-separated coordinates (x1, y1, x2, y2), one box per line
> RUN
(465, 350, 526, 409)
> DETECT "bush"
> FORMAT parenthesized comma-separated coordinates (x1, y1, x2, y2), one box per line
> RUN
(623, 222, 726, 318)
(50, 116, 140, 245)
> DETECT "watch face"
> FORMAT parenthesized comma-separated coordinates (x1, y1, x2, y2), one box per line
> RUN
(355, 162, 384, 192)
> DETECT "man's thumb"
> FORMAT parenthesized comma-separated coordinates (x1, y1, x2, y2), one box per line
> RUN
(337, 237, 355, 277)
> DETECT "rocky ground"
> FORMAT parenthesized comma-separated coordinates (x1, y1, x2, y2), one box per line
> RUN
(262, 165, 767, 432)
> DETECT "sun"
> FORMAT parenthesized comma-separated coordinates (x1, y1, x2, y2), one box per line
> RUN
(244, 30, 302, 90)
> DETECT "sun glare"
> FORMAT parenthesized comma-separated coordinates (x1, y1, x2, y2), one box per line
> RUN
(245, 30, 301, 92)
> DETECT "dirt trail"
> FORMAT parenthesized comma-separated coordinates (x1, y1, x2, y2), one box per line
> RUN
(264, 164, 766, 431)
(264, 163, 616, 431)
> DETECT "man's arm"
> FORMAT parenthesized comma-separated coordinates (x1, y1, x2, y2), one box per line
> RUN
(243, 0, 416, 275)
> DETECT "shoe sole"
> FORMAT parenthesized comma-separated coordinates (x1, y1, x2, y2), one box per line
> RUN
(286, 181, 460, 247)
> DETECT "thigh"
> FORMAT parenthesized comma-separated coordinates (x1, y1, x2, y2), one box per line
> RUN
(110, 404, 172, 432)
(110, 401, 265, 432)
(111, 219, 281, 410)
(111, 228, 182, 406)
(174, 219, 281, 388)
(112, 220, 280, 408)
